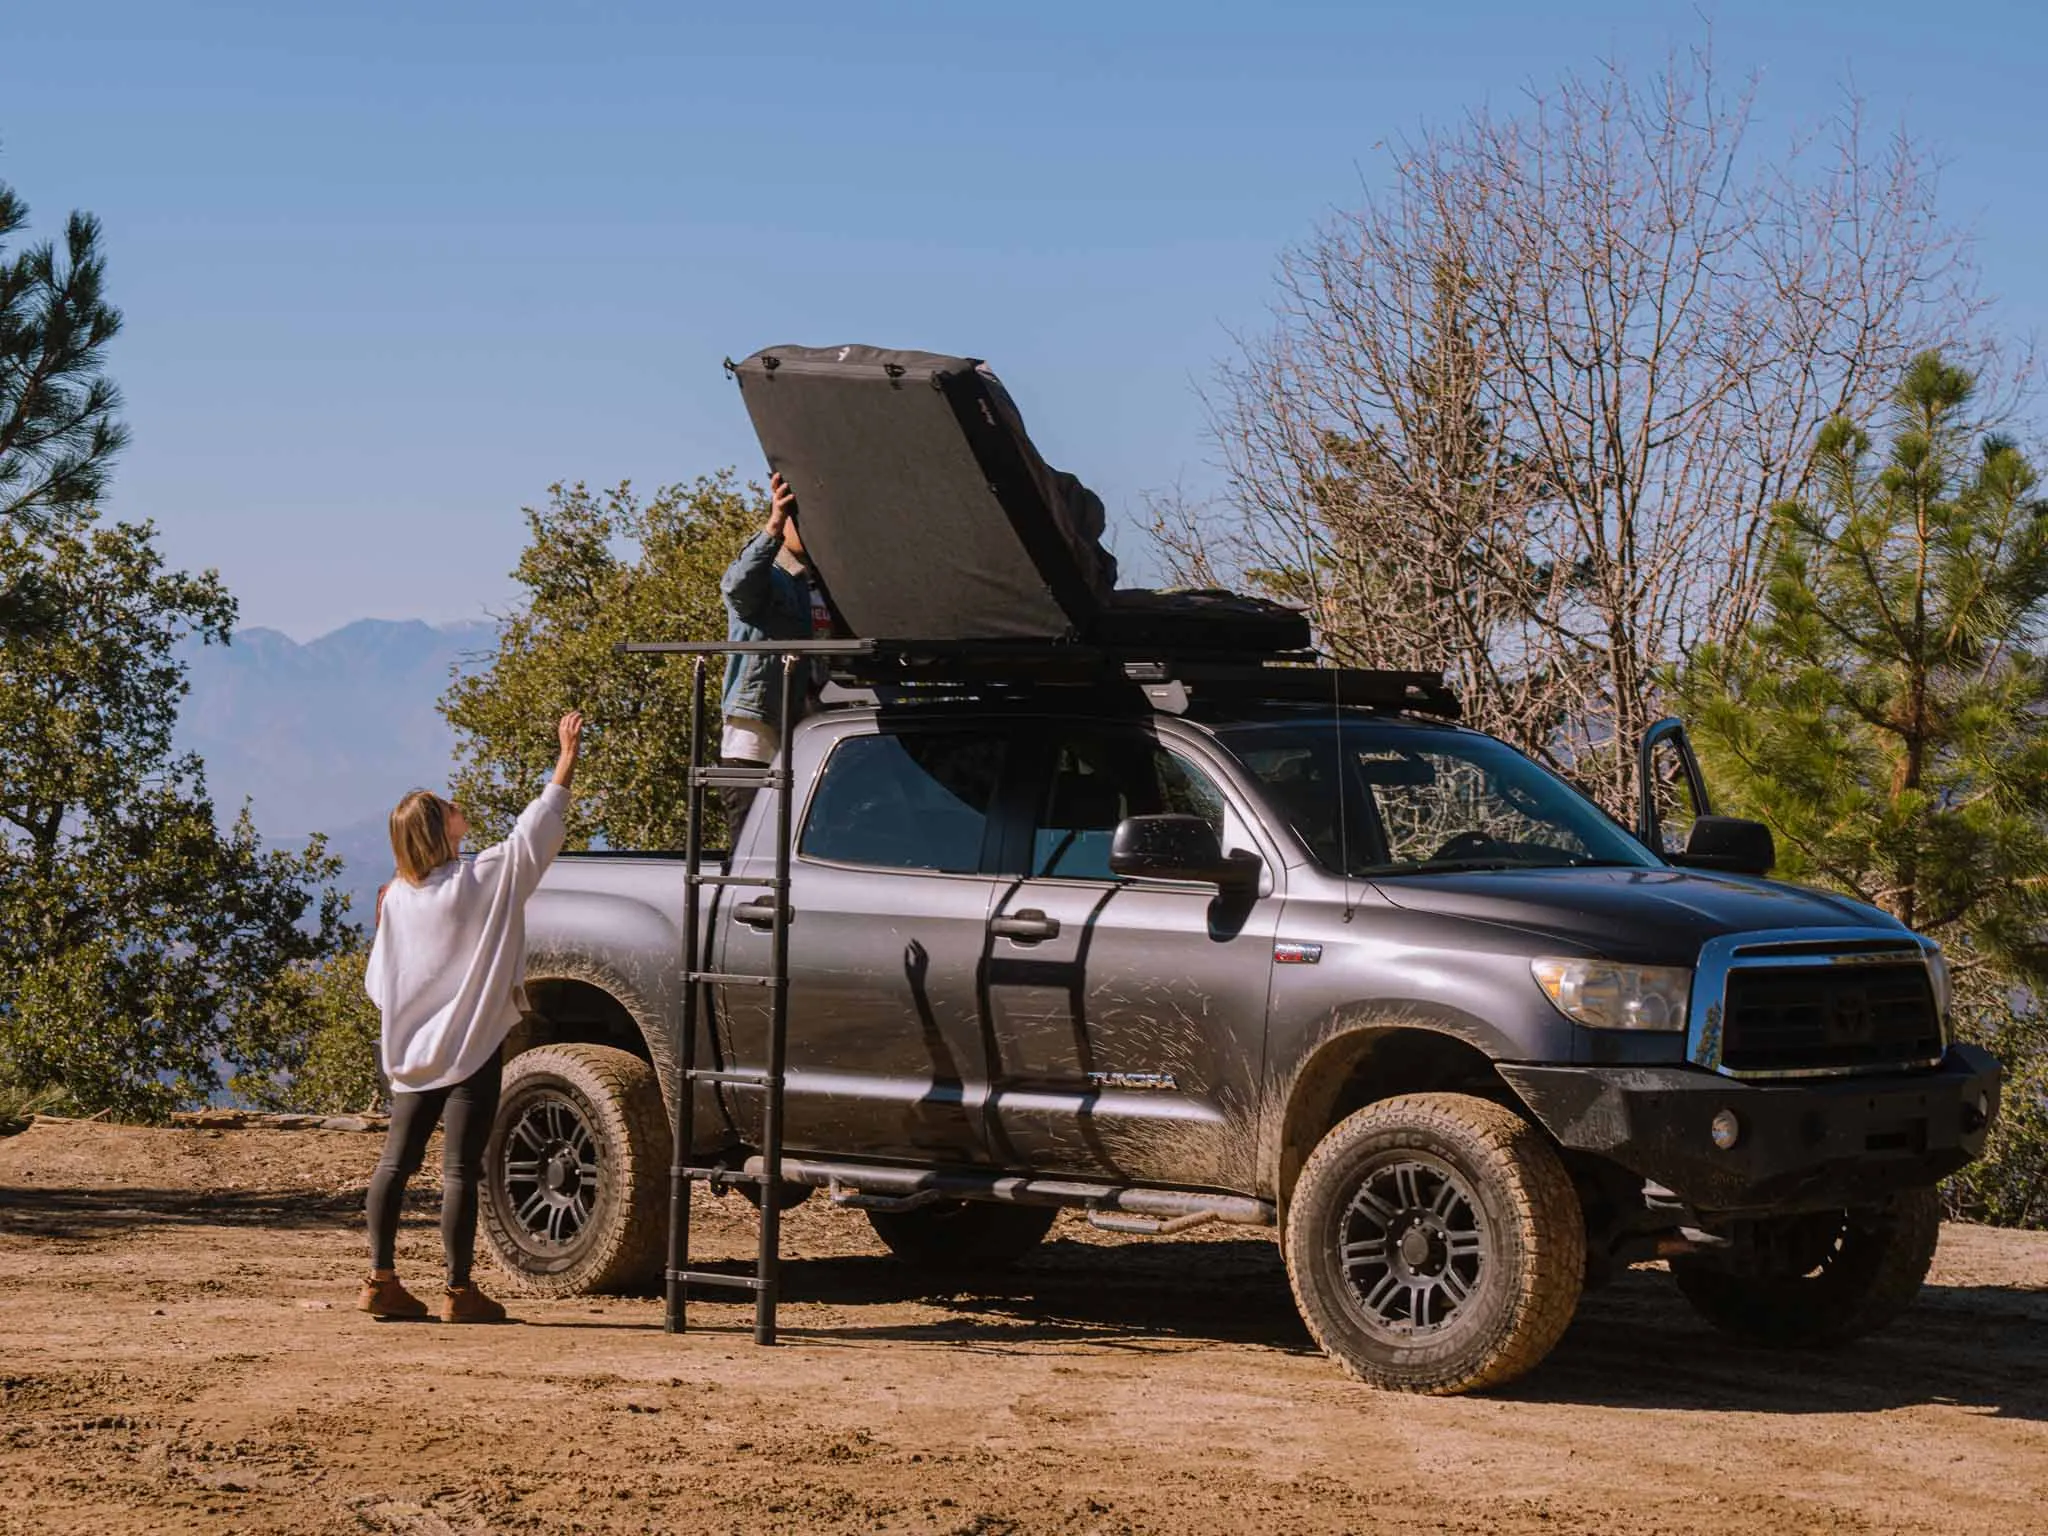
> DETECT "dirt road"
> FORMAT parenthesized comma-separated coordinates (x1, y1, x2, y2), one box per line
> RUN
(2, 1121, 2045, 1535)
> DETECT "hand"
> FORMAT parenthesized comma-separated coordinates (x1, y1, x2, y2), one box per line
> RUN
(553, 710, 584, 789)
(767, 471, 798, 535)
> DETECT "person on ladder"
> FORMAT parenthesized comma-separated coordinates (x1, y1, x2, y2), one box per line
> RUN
(717, 471, 830, 838)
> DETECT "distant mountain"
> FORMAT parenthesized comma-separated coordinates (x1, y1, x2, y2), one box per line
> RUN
(176, 618, 500, 925)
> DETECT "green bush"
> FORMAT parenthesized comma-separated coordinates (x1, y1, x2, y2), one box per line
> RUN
(231, 945, 385, 1115)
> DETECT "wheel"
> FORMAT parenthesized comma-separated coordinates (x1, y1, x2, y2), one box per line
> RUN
(1284, 1092, 1585, 1395)
(1669, 1186, 1941, 1347)
(866, 1200, 1058, 1270)
(480, 1044, 671, 1296)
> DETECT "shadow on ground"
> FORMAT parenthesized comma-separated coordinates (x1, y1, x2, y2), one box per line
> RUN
(8, 1182, 2046, 1421)
(0, 1184, 363, 1237)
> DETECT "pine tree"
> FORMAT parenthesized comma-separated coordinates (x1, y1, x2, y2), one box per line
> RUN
(0, 179, 353, 1117)
(0, 179, 127, 530)
(1676, 353, 2048, 1224)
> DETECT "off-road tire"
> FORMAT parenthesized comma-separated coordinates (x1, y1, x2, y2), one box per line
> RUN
(1284, 1092, 1584, 1395)
(866, 1200, 1059, 1271)
(480, 1044, 671, 1296)
(1669, 1186, 1941, 1347)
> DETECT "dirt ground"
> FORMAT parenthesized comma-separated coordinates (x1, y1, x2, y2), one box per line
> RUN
(2, 1122, 2045, 1536)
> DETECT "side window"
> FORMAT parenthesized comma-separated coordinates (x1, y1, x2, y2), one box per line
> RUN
(800, 731, 1004, 873)
(1033, 735, 1229, 880)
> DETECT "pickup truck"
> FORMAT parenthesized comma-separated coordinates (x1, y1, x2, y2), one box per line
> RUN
(477, 677, 2002, 1395)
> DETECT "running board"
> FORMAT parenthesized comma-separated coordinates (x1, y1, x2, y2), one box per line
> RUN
(742, 1156, 1275, 1228)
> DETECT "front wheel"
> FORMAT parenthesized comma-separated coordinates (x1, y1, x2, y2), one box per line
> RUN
(1284, 1093, 1585, 1395)
(1669, 1187, 1941, 1347)
(480, 1044, 671, 1296)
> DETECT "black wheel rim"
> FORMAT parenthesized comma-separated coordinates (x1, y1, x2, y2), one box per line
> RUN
(501, 1091, 601, 1251)
(1338, 1155, 1487, 1338)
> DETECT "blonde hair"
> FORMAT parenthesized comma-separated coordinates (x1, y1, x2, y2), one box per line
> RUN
(389, 790, 459, 884)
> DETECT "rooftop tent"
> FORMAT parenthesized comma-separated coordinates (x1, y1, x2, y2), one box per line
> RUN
(729, 345, 1309, 653)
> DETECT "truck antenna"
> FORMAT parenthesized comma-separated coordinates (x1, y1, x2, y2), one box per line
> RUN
(1332, 659, 1356, 923)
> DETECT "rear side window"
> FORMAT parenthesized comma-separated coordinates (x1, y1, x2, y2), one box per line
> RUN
(800, 731, 1005, 873)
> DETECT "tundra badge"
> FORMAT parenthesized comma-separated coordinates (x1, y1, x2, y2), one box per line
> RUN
(1085, 1071, 1179, 1091)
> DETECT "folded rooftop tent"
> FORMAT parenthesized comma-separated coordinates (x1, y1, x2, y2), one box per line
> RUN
(729, 345, 1310, 654)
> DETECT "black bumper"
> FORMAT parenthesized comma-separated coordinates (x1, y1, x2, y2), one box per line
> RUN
(1498, 1045, 2002, 1215)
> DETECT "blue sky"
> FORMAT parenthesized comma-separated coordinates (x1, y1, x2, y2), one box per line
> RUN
(3, 0, 2045, 638)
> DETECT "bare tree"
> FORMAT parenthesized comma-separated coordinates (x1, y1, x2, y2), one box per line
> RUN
(1161, 46, 1990, 810)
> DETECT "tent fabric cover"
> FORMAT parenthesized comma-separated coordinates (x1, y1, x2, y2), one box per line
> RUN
(731, 344, 1308, 652)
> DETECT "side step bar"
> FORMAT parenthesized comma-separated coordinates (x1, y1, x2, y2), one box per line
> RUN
(741, 1155, 1275, 1229)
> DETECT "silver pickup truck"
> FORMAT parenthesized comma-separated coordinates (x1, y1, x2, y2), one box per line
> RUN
(476, 680, 2000, 1395)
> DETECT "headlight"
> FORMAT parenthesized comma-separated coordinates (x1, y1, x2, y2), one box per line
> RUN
(1531, 957, 1691, 1031)
(1926, 945, 1952, 1024)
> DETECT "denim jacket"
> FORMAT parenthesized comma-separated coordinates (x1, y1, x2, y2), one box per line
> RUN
(720, 530, 814, 728)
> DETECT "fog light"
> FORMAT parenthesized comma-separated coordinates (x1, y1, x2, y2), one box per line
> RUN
(1710, 1109, 1742, 1150)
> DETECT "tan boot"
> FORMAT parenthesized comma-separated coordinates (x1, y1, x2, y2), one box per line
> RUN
(357, 1274, 430, 1319)
(440, 1284, 509, 1324)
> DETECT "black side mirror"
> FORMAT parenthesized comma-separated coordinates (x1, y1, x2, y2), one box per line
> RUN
(1670, 815, 1775, 877)
(1110, 814, 1259, 890)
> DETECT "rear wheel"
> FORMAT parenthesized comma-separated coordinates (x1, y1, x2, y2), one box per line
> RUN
(1670, 1187, 1941, 1347)
(866, 1200, 1058, 1271)
(1284, 1092, 1584, 1395)
(480, 1044, 670, 1296)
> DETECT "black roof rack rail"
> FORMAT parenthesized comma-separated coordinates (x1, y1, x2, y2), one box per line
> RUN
(616, 638, 1460, 720)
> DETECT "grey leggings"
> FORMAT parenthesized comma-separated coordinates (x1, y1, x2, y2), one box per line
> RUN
(365, 1051, 502, 1287)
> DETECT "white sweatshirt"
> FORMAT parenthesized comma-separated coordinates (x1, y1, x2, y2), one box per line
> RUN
(365, 783, 569, 1093)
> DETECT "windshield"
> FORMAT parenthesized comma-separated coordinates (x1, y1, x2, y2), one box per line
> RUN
(1215, 720, 1660, 877)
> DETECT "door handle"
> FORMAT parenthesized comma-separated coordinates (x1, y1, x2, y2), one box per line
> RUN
(733, 898, 791, 930)
(990, 909, 1061, 942)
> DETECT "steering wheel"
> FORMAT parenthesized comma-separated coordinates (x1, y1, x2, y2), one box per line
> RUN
(1427, 829, 1502, 864)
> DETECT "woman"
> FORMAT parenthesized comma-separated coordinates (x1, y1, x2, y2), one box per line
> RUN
(357, 710, 583, 1323)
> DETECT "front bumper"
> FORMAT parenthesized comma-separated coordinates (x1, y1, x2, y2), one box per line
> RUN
(1498, 1044, 2001, 1216)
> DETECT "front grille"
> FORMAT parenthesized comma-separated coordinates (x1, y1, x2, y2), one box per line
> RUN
(1719, 961, 1943, 1076)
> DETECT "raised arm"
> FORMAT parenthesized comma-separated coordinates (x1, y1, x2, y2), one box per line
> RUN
(721, 473, 799, 623)
(483, 711, 582, 904)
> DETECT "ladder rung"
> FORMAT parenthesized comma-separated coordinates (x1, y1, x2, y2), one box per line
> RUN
(687, 971, 787, 987)
(690, 766, 789, 788)
(668, 1269, 769, 1291)
(686, 1069, 781, 1087)
(685, 873, 789, 888)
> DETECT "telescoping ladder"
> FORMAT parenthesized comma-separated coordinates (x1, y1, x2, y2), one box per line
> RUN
(659, 644, 804, 1344)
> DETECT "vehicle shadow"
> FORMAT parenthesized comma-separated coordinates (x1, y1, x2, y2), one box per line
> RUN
(706, 1238, 2048, 1419)
(12, 1186, 2044, 1420)
(1512, 1265, 2048, 1420)
(737, 1234, 1313, 1354)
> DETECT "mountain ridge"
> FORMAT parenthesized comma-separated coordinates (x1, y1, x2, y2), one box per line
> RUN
(176, 617, 501, 924)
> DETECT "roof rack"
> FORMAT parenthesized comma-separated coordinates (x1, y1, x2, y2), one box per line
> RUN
(616, 638, 1460, 720)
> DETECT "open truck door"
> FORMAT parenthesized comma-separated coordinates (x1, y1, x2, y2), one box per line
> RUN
(1636, 716, 1776, 876)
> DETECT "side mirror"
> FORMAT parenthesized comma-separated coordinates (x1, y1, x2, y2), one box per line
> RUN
(1110, 814, 1259, 890)
(1670, 815, 1775, 877)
